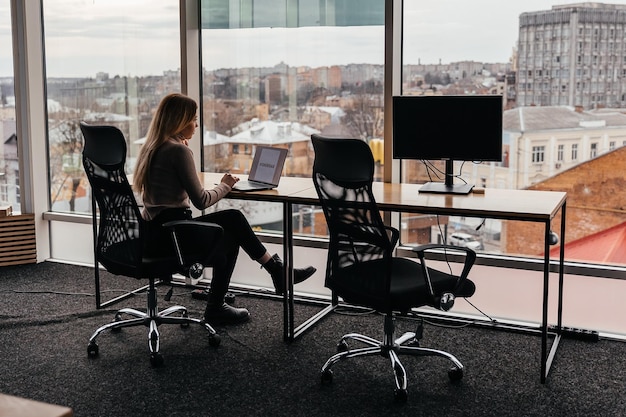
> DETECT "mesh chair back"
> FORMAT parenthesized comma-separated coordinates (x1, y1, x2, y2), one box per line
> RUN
(311, 135, 397, 296)
(80, 122, 143, 277)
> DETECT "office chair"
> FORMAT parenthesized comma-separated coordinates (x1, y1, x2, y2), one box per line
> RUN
(311, 134, 477, 403)
(80, 122, 222, 367)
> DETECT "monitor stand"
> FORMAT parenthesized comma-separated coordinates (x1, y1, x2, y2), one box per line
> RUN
(418, 159, 474, 195)
(419, 182, 474, 195)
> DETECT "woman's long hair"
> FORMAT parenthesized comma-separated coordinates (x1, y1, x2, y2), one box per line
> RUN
(134, 93, 197, 193)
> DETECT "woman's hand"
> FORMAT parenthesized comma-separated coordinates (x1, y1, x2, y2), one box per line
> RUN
(220, 172, 239, 188)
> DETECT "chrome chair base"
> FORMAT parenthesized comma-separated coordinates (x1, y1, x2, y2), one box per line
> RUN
(320, 315, 464, 403)
(87, 281, 220, 366)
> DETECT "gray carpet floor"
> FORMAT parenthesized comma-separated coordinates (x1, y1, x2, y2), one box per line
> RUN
(0, 261, 625, 416)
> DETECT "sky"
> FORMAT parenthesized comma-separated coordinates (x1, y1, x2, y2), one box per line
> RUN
(4, 1, 626, 78)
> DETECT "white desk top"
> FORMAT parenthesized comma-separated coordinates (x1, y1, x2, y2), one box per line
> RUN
(202, 173, 566, 222)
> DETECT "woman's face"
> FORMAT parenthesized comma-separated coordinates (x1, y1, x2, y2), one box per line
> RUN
(179, 114, 198, 140)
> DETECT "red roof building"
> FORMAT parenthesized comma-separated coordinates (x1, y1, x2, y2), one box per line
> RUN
(505, 146, 626, 264)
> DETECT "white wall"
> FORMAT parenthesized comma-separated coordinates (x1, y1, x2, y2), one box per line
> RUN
(48, 220, 626, 337)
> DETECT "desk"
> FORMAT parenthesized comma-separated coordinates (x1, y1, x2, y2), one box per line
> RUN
(0, 393, 73, 417)
(201, 173, 317, 341)
(204, 174, 567, 384)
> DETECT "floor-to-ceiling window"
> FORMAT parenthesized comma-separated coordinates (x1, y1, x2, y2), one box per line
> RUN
(42, 0, 181, 214)
(34, 0, 626, 270)
(200, 0, 384, 234)
(0, 0, 18, 212)
(400, 0, 626, 267)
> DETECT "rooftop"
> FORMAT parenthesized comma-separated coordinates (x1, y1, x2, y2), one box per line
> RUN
(503, 106, 626, 132)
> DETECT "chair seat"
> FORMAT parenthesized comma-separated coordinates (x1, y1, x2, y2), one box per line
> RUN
(101, 255, 180, 280)
(98, 239, 181, 279)
(329, 257, 475, 312)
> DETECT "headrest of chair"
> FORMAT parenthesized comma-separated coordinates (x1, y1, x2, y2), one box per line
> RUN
(311, 134, 374, 183)
(80, 122, 127, 165)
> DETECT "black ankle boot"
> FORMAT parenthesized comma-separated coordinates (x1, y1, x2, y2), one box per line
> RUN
(204, 301, 250, 325)
(262, 253, 316, 295)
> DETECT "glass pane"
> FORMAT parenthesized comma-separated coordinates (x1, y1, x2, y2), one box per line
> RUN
(201, 0, 384, 234)
(43, 0, 181, 214)
(0, 0, 18, 212)
(401, 1, 626, 266)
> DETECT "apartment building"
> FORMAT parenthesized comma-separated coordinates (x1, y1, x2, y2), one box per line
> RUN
(517, 2, 626, 109)
(503, 105, 626, 188)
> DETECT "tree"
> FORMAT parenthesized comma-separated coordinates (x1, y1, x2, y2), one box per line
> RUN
(342, 94, 384, 141)
(51, 119, 84, 212)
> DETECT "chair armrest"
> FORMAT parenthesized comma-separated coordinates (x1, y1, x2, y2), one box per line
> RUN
(411, 243, 476, 282)
(410, 244, 476, 310)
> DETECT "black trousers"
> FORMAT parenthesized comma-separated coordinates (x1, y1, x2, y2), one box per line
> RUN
(145, 208, 267, 301)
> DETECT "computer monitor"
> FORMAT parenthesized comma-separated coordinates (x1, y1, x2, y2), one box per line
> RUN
(392, 95, 503, 194)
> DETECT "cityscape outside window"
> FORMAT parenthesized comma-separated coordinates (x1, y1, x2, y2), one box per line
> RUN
(25, 0, 626, 267)
(200, 0, 384, 235)
(400, 1, 626, 267)
(42, 0, 181, 213)
(0, 0, 17, 211)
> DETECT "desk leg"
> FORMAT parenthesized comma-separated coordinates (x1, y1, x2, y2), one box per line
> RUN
(282, 200, 337, 341)
(283, 201, 294, 342)
(541, 201, 567, 383)
(541, 222, 550, 383)
(557, 203, 566, 331)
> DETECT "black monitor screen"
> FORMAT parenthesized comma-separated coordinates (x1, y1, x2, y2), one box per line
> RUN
(392, 95, 503, 162)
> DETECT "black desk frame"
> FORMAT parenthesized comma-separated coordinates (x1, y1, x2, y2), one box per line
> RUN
(280, 185, 567, 385)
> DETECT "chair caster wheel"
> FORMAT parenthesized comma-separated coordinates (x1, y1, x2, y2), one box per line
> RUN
(448, 366, 463, 382)
(394, 388, 408, 403)
(208, 333, 221, 347)
(321, 369, 333, 384)
(407, 339, 420, 348)
(111, 316, 122, 333)
(336, 340, 349, 353)
(180, 312, 190, 328)
(150, 352, 164, 367)
(87, 342, 99, 358)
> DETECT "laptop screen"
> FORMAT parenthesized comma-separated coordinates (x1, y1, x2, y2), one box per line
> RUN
(248, 146, 288, 185)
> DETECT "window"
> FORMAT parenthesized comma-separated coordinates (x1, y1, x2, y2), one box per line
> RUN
(21, 0, 626, 270)
(0, 0, 18, 211)
(399, 2, 626, 264)
(43, 0, 181, 214)
(590, 142, 598, 158)
(200, 0, 384, 233)
(532, 146, 545, 163)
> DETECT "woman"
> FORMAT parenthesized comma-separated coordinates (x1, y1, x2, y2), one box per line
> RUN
(134, 93, 316, 325)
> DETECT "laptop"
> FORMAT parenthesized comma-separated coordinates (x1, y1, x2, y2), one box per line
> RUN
(232, 145, 289, 191)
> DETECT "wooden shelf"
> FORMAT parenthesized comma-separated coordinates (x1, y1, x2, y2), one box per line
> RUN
(0, 214, 36, 267)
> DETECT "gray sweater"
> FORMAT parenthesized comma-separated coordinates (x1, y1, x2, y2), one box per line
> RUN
(141, 138, 230, 221)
